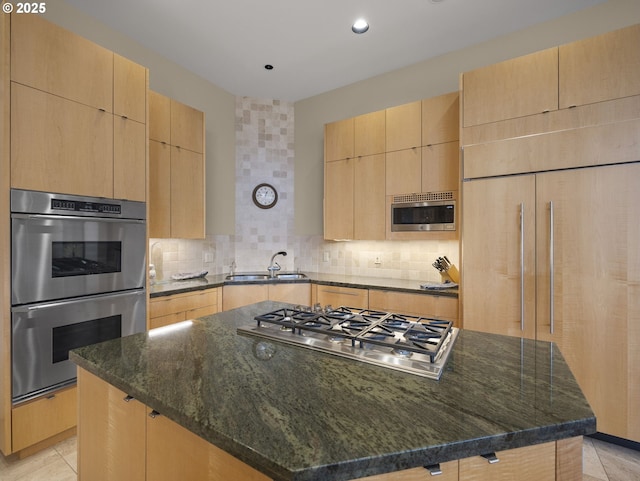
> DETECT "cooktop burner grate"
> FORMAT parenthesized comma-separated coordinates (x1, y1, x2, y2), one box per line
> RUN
(243, 306, 459, 380)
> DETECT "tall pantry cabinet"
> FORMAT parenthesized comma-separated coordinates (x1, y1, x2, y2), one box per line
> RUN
(460, 24, 640, 443)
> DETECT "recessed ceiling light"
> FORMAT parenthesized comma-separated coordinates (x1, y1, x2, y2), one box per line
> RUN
(352, 18, 369, 34)
(264, 64, 274, 70)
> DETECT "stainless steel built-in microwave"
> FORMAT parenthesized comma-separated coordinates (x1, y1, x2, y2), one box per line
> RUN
(390, 192, 456, 232)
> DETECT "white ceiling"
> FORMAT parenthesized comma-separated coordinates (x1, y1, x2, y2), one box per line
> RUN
(66, 0, 605, 102)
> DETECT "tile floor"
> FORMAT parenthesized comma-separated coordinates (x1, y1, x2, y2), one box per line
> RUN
(0, 436, 639, 480)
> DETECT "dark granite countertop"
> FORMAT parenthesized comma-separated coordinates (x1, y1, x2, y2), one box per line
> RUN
(150, 272, 458, 299)
(71, 301, 595, 481)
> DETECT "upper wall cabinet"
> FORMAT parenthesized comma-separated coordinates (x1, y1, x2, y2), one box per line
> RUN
(354, 110, 385, 157)
(559, 24, 640, 108)
(148, 90, 205, 239)
(386, 101, 421, 152)
(324, 117, 354, 162)
(462, 47, 558, 128)
(11, 14, 113, 111)
(422, 91, 459, 145)
(9, 14, 148, 201)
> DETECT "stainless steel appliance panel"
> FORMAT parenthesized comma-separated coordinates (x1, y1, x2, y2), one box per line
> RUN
(11, 214, 146, 305)
(11, 289, 146, 403)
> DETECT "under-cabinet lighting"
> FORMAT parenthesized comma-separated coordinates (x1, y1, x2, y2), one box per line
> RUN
(149, 320, 194, 337)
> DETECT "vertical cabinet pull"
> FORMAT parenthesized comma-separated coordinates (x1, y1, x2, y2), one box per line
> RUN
(520, 203, 525, 332)
(549, 201, 555, 334)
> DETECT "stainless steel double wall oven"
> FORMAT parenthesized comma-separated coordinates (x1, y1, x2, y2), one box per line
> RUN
(10, 189, 147, 403)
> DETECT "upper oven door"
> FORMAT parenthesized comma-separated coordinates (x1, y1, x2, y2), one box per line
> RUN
(11, 214, 146, 305)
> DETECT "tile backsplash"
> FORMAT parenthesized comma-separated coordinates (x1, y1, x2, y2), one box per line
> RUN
(149, 97, 459, 284)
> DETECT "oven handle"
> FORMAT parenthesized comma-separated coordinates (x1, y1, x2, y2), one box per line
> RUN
(11, 289, 145, 312)
(11, 213, 145, 223)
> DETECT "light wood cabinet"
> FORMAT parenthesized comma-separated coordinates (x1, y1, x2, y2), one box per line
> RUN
(357, 461, 459, 481)
(354, 110, 385, 156)
(385, 148, 421, 196)
(267, 283, 311, 306)
(11, 385, 77, 453)
(10, 16, 147, 201)
(223, 284, 269, 311)
(422, 91, 459, 146)
(422, 142, 459, 193)
(458, 442, 555, 481)
(11, 83, 114, 198)
(462, 47, 558, 127)
(149, 90, 205, 239)
(314, 285, 369, 310)
(386, 101, 421, 152)
(149, 288, 221, 329)
(354, 154, 386, 240)
(324, 117, 354, 162)
(78, 368, 269, 481)
(11, 13, 113, 111)
(462, 163, 640, 442)
(369, 290, 458, 324)
(222, 283, 310, 311)
(324, 158, 354, 240)
(559, 24, 640, 109)
(77, 369, 145, 481)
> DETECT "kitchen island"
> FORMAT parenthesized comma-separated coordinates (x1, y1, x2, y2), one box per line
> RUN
(70, 301, 595, 481)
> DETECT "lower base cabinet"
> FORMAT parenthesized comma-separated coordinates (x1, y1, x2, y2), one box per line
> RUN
(222, 283, 311, 311)
(11, 385, 77, 453)
(149, 288, 221, 329)
(78, 367, 582, 481)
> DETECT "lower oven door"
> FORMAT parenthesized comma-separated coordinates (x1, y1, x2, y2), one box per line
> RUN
(11, 213, 146, 305)
(11, 289, 146, 403)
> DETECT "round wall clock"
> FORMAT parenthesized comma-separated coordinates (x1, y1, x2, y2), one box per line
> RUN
(252, 183, 278, 209)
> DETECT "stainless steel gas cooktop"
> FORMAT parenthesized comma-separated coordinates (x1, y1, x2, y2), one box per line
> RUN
(238, 306, 459, 380)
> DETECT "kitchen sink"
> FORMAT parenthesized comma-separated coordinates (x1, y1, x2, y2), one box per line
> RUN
(275, 273, 307, 280)
(224, 272, 308, 282)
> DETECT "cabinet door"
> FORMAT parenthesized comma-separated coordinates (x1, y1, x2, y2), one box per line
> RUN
(369, 290, 458, 323)
(222, 285, 269, 311)
(11, 83, 113, 198)
(354, 110, 385, 157)
(386, 101, 421, 152)
(559, 24, 640, 109)
(149, 90, 171, 143)
(324, 159, 354, 240)
(149, 140, 171, 238)
(536, 163, 640, 441)
(171, 99, 204, 153)
(422, 141, 459, 193)
(463, 47, 558, 127)
(11, 13, 113, 111)
(354, 154, 385, 240)
(315, 285, 368, 310)
(461, 175, 536, 339)
(114, 117, 146, 201)
(114, 54, 147, 123)
(171, 147, 205, 239)
(12, 386, 77, 453)
(356, 461, 458, 480)
(385, 148, 421, 196)
(77, 369, 145, 481)
(325, 117, 354, 161)
(422, 91, 459, 146)
(268, 283, 311, 305)
(459, 442, 555, 481)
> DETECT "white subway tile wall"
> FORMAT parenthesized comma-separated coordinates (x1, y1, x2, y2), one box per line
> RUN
(149, 97, 458, 284)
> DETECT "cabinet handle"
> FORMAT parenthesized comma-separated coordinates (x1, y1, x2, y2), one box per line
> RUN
(549, 201, 555, 334)
(520, 202, 525, 332)
(424, 464, 442, 475)
(481, 453, 500, 464)
(98, 108, 106, 112)
(542, 109, 550, 114)
(148, 410, 160, 419)
(322, 289, 359, 296)
(123, 395, 134, 402)
(45, 394, 56, 400)
(121, 115, 128, 120)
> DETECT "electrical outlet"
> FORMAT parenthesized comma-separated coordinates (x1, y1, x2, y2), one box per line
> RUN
(374, 255, 382, 266)
(204, 253, 214, 263)
(323, 251, 330, 262)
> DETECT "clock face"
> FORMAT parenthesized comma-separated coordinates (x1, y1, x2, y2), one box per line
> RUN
(252, 183, 278, 209)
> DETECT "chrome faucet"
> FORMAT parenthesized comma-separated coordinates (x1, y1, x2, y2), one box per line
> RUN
(267, 251, 287, 278)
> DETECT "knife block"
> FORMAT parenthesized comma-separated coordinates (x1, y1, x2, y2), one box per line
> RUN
(439, 265, 460, 284)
